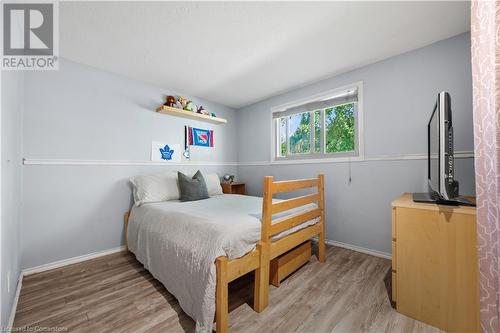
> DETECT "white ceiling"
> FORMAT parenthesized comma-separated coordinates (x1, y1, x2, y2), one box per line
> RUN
(60, 1, 470, 109)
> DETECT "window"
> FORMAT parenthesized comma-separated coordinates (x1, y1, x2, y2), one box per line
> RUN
(273, 82, 362, 161)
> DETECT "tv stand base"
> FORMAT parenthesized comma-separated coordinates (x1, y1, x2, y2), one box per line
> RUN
(412, 193, 475, 207)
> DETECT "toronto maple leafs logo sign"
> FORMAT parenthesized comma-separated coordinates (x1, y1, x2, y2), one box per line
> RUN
(151, 142, 180, 162)
(159, 144, 174, 160)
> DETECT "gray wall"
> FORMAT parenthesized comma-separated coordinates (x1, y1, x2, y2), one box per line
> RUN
(19, 33, 475, 268)
(21, 59, 238, 269)
(1, 71, 24, 327)
(236, 33, 475, 255)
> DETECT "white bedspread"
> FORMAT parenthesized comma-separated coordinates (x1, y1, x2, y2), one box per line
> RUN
(127, 194, 318, 332)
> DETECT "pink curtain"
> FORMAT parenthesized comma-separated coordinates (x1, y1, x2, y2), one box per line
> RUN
(471, 1, 500, 331)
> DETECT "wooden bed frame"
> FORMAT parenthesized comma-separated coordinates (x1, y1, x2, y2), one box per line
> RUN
(124, 174, 326, 333)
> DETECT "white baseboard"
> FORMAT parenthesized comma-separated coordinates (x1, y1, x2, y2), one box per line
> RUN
(22, 246, 127, 276)
(7, 273, 23, 330)
(324, 239, 392, 260)
(21, 241, 389, 277)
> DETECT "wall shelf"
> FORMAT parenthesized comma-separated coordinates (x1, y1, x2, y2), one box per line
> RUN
(155, 105, 227, 125)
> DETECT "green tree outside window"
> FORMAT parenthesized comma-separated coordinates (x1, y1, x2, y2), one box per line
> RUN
(277, 102, 355, 157)
(325, 103, 355, 153)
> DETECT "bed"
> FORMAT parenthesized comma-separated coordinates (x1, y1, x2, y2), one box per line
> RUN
(124, 174, 326, 333)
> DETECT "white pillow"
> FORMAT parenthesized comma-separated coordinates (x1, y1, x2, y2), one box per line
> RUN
(130, 171, 179, 206)
(203, 173, 223, 196)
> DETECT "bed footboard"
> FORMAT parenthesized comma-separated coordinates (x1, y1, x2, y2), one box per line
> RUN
(261, 173, 326, 261)
(216, 174, 326, 332)
(253, 174, 326, 311)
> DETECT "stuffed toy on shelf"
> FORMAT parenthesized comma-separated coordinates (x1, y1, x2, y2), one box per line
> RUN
(197, 106, 210, 115)
(184, 100, 197, 112)
(163, 95, 176, 107)
(178, 96, 188, 109)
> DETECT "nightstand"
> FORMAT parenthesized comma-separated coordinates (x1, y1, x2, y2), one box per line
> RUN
(221, 182, 246, 195)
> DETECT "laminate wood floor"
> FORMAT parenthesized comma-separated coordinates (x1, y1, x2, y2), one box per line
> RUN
(13, 246, 442, 333)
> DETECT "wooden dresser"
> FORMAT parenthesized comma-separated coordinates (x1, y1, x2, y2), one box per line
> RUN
(391, 193, 479, 332)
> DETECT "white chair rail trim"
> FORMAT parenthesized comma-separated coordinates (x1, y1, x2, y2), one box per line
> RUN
(23, 151, 473, 167)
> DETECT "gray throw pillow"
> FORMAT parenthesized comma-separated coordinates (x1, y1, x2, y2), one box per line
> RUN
(178, 170, 209, 202)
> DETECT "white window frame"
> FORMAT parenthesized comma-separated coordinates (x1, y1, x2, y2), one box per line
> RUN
(270, 81, 364, 164)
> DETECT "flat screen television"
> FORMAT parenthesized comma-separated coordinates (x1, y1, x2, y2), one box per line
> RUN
(413, 92, 475, 206)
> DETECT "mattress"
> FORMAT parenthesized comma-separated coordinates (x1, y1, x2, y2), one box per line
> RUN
(127, 194, 319, 333)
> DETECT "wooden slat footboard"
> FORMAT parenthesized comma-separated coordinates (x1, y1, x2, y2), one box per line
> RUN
(216, 173, 326, 332)
(265, 174, 326, 261)
(270, 223, 322, 259)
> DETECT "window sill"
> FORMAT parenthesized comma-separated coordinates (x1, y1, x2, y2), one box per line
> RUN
(271, 155, 364, 165)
